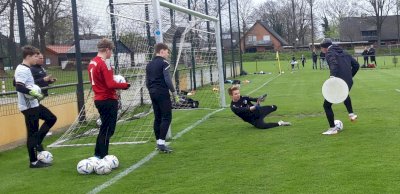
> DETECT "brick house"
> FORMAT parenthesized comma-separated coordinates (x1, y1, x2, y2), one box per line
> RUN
(44, 45, 71, 66)
(240, 20, 288, 52)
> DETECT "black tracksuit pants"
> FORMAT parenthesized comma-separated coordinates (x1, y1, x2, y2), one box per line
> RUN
(251, 105, 279, 129)
(22, 104, 57, 162)
(150, 91, 172, 141)
(94, 99, 118, 158)
(323, 84, 354, 128)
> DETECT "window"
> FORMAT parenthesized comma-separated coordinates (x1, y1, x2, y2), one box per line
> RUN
(361, 30, 377, 36)
(46, 58, 51, 65)
(247, 35, 256, 42)
(263, 35, 270, 41)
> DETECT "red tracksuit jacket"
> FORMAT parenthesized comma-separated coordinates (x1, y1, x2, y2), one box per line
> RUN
(88, 56, 128, 100)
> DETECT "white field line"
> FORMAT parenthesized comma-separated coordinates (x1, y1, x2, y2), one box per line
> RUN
(248, 74, 281, 95)
(88, 108, 224, 194)
(396, 89, 400, 93)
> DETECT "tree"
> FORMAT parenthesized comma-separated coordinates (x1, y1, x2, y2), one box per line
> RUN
(234, 0, 255, 34)
(363, 0, 396, 46)
(23, 0, 69, 52)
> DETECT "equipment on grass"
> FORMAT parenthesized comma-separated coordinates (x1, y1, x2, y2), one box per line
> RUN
(37, 151, 53, 164)
(322, 77, 349, 104)
(113, 74, 126, 83)
(334, 120, 343, 130)
(25, 84, 42, 99)
(103, 155, 119, 169)
(77, 159, 94, 174)
(94, 159, 112, 175)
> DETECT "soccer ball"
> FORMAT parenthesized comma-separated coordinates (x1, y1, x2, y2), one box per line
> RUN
(37, 151, 53, 164)
(77, 159, 94, 175)
(24, 84, 42, 99)
(96, 118, 102, 127)
(94, 159, 112, 175)
(103, 155, 119, 169)
(113, 75, 126, 83)
(334, 120, 344, 131)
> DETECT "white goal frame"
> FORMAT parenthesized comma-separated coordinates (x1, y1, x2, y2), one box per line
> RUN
(153, 0, 226, 107)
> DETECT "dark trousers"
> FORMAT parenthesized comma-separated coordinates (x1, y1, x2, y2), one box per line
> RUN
(312, 60, 317, 69)
(251, 105, 279, 129)
(323, 84, 354, 127)
(363, 57, 369, 65)
(94, 99, 118, 158)
(370, 56, 376, 65)
(150, 91, 172, 141)
(21, 104, 57, 162)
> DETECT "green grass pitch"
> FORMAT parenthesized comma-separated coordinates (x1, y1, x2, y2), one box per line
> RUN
(0, 61, 399, 193)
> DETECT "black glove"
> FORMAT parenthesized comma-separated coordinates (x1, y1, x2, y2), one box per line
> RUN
(258, 94, 267, 102)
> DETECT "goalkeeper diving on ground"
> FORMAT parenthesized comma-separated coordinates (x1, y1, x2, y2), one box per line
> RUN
(228, 86, 291, 129)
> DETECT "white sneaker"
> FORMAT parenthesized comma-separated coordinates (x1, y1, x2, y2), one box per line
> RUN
(278, 120, 291, 126)
(349, 113, 358, 122)
(322, 127, 339, 135)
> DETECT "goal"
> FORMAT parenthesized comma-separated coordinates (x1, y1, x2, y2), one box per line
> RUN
(49, 0, 225, 148)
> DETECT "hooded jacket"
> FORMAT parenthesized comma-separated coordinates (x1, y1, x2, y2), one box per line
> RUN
(326, 45, 360, 88)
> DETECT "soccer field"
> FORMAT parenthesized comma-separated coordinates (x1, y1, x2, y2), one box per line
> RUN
(0, 62, 399, 193)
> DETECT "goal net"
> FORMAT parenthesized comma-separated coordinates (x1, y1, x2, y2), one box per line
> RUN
(49, 0, 225, 148)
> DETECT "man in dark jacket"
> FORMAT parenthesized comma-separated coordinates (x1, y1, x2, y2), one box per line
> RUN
(146, 43, 179, 153)
(320, 38, 360, 135)
(361, 47, 369, 67)
(319, 51, 326, 69)
(31, 53, 56, 96)
(368, 45, 376, 66)
(312, 49, 318, 70)
(228, 86, 291, 129)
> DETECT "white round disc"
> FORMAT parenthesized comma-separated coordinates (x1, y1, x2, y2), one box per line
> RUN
(322, 77, 349, 104)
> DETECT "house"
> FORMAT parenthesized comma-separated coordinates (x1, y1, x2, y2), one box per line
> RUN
(45, 45, 71, 66)
(240, 20, 289, 52)
(340, 15, 400, 45)
(67, 39, 133, 68)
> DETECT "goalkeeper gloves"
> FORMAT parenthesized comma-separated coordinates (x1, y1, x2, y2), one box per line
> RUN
(172, 91, 180, 103)
(258, 94, 267, 102)
(29, 90, 44, 100)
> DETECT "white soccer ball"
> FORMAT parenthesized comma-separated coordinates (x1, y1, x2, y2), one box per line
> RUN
(77, 159, 94, 175)
(94, 159, 112, 175)
(24, 84, 42, 99)
(37, 151, 53, 164)
(113, 75, 126, 83)
(103, 155, 119, 169)
(96, 118, 102, 127)
(334, 120, 344, 131)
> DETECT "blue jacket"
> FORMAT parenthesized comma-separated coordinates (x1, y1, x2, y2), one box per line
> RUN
(326, 45, 360, 88)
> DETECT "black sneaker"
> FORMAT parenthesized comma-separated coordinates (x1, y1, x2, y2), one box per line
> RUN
(156, 144, 173, 153)
(29, 160, 51, 168)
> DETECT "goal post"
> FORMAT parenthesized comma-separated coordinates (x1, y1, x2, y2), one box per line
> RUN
(49, 0, 226, 148)
(153, 0, 226, 107)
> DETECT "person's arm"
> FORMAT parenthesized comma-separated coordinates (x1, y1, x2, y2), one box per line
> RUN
(162, 60, 176, 93)
(350, 56, 360, 77)
(102, 63, 129, 90)
(15, 82, 30, 94)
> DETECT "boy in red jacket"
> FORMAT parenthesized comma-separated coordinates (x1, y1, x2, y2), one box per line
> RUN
(88, 38, 130, 158)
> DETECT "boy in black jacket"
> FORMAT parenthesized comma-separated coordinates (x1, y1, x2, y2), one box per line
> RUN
(320, 38, 359, 135)
(229, 86, 291, 129)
